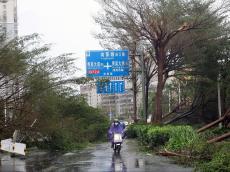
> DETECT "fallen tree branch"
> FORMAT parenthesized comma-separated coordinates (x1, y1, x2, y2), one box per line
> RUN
(157, 149, 192, 158)
(197, 116, 226, 133)
(207, 132, 230, 144)
(164, 94, 204, 124)
(197, 108, 230, 133)
(162, 102, 186, 119)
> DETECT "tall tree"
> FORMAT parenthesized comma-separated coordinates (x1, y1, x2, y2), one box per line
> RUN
(95, 0, 230, 123)
(0, 34, 76, 135)
(94, 18, 157, 122)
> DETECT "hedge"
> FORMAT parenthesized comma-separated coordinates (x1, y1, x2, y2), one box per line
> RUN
(127, 124, 230, 172)
(127, 124, 200, 151)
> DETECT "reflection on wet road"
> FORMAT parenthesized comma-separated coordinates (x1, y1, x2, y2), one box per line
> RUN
(0, 140, 193, 172)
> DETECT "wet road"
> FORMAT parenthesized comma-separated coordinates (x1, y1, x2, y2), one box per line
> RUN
(0, 140, 193, 172)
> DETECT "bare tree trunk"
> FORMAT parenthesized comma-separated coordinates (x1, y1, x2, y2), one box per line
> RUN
(197, 115, 226, 133)
(207, 132, 230, 143)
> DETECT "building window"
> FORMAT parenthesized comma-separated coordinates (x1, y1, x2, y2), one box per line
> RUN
(14, 16, 17, 23)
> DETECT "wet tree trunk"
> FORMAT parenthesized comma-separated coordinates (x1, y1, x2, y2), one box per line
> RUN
(154, 72, 164, 123)
(153, 47, 166, 124)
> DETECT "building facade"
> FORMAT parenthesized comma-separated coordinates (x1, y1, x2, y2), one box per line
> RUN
(80, 83, 102, 108)
(0, 0, 17, 40)
(0, 0, 17, 121)
(80, 79, 142, 120)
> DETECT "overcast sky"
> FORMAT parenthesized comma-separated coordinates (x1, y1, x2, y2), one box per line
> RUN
(18, 0, 102, 77)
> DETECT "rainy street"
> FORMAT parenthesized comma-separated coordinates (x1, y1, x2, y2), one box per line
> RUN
(0, 140, 193, 172)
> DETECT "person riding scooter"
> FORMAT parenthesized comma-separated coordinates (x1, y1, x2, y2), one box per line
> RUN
(108, 119, 125, 148)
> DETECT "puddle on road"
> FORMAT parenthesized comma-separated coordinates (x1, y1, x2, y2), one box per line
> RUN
(0, 141, 193, 172)
(111, 153, 127, 172)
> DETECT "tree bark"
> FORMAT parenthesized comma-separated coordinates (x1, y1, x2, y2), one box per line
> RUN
(197, 115, 228, 133)
(158, 149, 192, 158)
(154, 81, 164, 123)
(207, 132, 230, 143)
(153, 47, 166, 124)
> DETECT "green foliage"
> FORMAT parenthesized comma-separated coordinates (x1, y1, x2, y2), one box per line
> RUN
(36, 95, 109, 151)
(0, 34, 109, 151)
(197, 143, 230, 172)
(44, 129, 79, 151)
(126, 125, 138, 138)
(147, 127, 170, 148)
(166, 126, 200, 151)
(128, 125, 230, 171)
(127, 125, 200, 151)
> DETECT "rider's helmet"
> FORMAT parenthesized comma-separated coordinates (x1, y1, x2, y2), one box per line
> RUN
(113, 118, 120, 126)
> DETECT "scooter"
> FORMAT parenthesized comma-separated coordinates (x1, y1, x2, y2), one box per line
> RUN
(112, 133, 123, 154)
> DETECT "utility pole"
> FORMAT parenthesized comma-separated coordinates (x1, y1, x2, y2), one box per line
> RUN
(141, 52, 147, 122)
(217, 73, 222, 128)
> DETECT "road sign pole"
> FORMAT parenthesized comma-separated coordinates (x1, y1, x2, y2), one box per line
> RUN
(141, 52, 147, 123)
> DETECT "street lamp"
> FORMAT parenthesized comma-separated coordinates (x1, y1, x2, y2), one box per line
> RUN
(217, 59, 225, 128)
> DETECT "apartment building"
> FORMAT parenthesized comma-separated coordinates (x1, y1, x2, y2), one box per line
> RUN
(80, 83, 102, 108)
(0, 0, 17, 40)
(0, 0, 17, 120)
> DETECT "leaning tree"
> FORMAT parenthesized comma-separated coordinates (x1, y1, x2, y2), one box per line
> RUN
(95, 0, 230, 123)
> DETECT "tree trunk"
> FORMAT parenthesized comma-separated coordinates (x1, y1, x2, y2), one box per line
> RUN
(197, 115, 226, 133)
(153, 60, 164, 124)
(207, 132, 230, 143)
(152, 47, 166, 124)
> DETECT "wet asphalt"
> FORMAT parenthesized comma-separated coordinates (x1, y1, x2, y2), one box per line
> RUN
(0, 140, 193, 172)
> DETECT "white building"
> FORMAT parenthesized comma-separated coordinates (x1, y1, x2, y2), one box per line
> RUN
(80, 83, 102, 108)
(0, 0, 17, 120)
(0, 0, 17, 40)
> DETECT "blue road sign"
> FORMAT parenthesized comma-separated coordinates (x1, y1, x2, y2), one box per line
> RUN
(86, 50, 129, 77)
(97, 80, 125, 94)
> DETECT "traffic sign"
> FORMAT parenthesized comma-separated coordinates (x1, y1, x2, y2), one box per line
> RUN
(86, 50, 129, 77)
(97, 80, 125, 94)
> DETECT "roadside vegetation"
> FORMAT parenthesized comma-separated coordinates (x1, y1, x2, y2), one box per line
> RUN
(0, 34, 109, 151)
(127, 125, 230, 172)
(95, 1, 230, 170)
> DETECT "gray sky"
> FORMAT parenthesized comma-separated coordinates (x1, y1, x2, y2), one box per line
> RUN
(18, 0, 102, 77)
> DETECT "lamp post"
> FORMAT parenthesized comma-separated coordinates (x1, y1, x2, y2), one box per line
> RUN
(217, 59, 225, 128)
(217, 73, 222, 128)
(141, 51, 147, 122)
